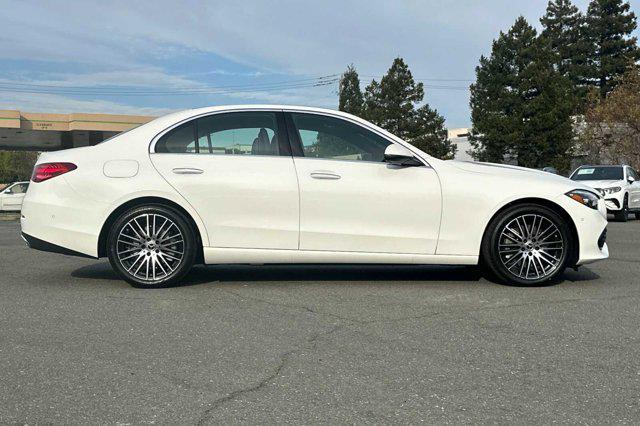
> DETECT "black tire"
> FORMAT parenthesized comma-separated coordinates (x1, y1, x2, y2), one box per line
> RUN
(481, 204, 572, 286)
(614, 195, 629, 222)
(107, 204, 197, 288)
(635, 211, 640, 220)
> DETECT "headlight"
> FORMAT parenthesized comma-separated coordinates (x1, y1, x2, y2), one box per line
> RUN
(566, 189, 599, 210)
(602, 186, 621, 195)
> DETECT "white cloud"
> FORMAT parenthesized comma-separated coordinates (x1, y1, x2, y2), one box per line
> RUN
(0, 91, 173, 115)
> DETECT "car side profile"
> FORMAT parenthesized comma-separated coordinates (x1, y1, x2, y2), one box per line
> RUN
(570, 164, 640, 222)
(21, 105, 609, 287)
(0, 181, 29, 212)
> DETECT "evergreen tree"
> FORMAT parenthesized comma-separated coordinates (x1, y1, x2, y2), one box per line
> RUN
(338, 65, 364, 116)
(583, 0, 640, 98)
(470, 17, 574, 171)
(409, 105, 457, 160)
(540, 0, 589, 108)
(362, 58, 456, 159)
(363, 58, 424, 139)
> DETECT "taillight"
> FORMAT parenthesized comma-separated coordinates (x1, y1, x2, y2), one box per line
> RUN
(31, 162, 77, 183)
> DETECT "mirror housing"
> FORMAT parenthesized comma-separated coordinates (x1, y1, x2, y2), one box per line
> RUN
(628, 176, 636, 184)
(384, 144, 423, 167)
(3, 189, 10, 194)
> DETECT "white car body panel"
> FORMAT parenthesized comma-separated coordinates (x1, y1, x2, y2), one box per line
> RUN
(150, 154, 299, 250)
(21, 105, 609, 270)
(292, 157, 441, 254)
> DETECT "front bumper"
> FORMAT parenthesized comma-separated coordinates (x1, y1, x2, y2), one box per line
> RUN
(602, 192, 625, 211)
(555, 194, 609, 266)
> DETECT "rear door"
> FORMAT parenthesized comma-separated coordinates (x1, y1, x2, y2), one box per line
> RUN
(150, 111, 299, 250)
(286, 111, 441, 254)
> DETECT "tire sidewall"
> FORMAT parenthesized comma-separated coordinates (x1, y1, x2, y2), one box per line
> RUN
(482, 204, 572, 286)
(107, 204, 197, 288)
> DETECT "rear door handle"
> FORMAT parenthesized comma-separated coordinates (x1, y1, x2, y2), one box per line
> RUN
(172, 167, 204, 175)
(310, 171, 341, 180)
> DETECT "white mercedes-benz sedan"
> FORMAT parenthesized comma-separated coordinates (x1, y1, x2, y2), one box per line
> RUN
(21, 105, 608, 288)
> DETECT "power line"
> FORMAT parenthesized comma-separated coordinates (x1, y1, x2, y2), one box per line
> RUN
(0, 75, 340, 96)
(0, 72, 471, 97)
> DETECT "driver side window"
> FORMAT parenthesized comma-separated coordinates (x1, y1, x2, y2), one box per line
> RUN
(290, 113, 391, 162)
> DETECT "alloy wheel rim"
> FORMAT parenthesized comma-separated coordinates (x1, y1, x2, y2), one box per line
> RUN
(498, 214, 564, 281)
(116, 213, 184, 282)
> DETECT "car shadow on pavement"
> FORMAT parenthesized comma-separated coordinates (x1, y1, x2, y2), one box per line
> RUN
(71, 261, 601, 287)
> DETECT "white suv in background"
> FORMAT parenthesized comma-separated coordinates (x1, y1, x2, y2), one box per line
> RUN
(0, 181, 30, 212)
(570, 165, 640, 221)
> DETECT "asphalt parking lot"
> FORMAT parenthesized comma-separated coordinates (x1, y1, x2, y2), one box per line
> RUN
(1, 216, 639, 424)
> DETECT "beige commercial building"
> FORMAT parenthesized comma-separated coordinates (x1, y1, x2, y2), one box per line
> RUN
(0, 110, 155, 151)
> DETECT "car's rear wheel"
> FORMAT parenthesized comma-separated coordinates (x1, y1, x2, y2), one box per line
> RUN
(482, 204, 572, 286)
(107, 205, 197, 288)
(614, 195, 629, 222)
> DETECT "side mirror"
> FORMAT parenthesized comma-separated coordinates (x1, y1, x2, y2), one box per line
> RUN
(384, 144, 423, 167)
(629, 176, 636, 184)
(3, 189, 10, 194)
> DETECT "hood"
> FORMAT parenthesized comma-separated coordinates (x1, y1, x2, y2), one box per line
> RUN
(573, 179, 625, 189)
(448, 160, 566, 181)
(445, 160, 596, 193)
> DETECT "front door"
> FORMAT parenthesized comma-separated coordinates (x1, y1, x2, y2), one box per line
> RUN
(150, 111, 299, 250)
(287, 112, 441, 254)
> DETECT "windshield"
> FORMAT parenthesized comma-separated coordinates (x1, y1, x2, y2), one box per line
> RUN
(571, 166, 623, 181)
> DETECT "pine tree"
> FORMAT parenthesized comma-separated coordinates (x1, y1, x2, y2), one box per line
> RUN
(540, 0, 589, 108)
(362, 58, 456, 159)
(470, 17, 574, 171)
(409, 105, 457, 160)
(363, 58, 424, 139)
(583, 0, 640, 98)
(338, 65, 364, 116)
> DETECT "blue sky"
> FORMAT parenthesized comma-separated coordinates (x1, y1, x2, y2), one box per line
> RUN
(0, 0, 636, 128)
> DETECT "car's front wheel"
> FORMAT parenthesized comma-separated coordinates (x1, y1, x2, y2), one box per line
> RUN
(107, 204, 197, 288)
(482, 204, 572, 286)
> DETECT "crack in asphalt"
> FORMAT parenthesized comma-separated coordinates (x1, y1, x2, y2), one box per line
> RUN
(197, 324, 342, 425)
(219, 287, 365, 324)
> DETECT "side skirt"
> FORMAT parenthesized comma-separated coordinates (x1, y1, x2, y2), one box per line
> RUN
(203, 247, 478, 266)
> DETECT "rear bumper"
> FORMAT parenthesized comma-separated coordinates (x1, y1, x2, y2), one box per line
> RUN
(22, 232, 95, 259)
(20, 177, 108, 258)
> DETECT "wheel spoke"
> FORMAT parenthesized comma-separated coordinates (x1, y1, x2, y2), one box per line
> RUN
(116, 213, 185, 283)
(498, 213, 564, 281)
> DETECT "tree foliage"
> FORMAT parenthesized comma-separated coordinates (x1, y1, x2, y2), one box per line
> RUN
(577, 65, 640, 169)
(338, 58, 456, 160)
(0, 151, 38, 184)
(469, 17, 575, 171)
(583, 0, 640, 98)
(338, 64, 364, 116)
(540, 0, 590, 108)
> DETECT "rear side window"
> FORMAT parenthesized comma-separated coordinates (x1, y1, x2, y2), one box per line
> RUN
(154, 112, 283, 155)
(290, 113, 391, 162)
(197, 112, 280, 156)
(155, 121, 196, 153)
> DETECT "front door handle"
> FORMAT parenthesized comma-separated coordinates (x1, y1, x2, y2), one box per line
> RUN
(310, 170, 341, 180)
(172, 167, 204, 175)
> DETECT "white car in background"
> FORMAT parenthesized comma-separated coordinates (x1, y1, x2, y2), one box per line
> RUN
(570, 165, 640, 222)
(0, 181, 29, 211)
(20, 105, 609, 288)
